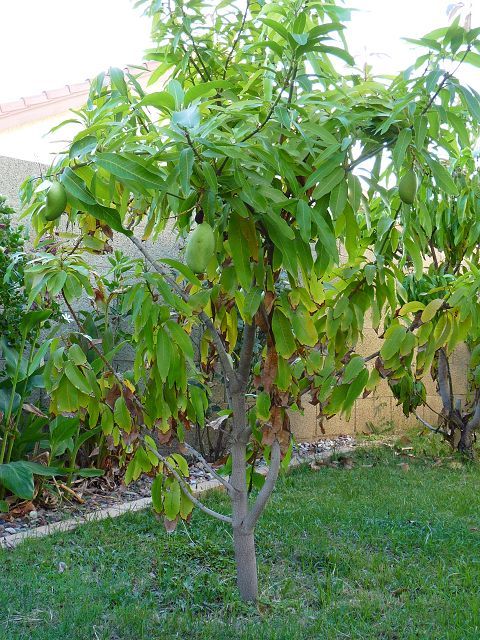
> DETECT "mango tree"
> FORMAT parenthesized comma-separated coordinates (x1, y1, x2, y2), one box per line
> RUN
(349, 20, 480, 454)
(20, 0, 480, 600)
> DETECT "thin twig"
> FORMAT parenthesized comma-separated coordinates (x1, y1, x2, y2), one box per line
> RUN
(217, 63, 294, 175)
(145, 442, 232, 524)
(222, 0, 250, 80)
(183, 443, 235, 493)
(420, 46, 471, 116)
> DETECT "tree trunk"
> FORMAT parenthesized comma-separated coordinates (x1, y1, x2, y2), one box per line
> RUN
(230, 392, 259, 602)
(233, 525, 258, 601)
(458, 422, 474, 455)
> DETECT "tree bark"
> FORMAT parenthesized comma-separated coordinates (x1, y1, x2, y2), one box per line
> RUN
(230, 391, 259, 601)
(232, 525, 258, 601)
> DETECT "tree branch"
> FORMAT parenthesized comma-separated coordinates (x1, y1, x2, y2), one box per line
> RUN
(181, 10, 212, 82)
(466, 396, 480, 432)
(145, 442, 233, 524)
(420, 46, 471, 116)
(415, 411, 448, 436)
(437, 348, 452, 413)
(129, 235, 236, 383)
(245, 439, 281, 529)
(222, 0, 250, 80)
(235, 322, 256, 391)
(183, 442, 235, 494)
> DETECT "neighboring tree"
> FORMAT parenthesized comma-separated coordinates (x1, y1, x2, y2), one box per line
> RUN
(20, 0, 480, 600)
(354, 16, 480, 455)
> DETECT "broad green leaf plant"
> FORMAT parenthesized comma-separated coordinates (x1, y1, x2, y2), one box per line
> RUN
(21, 0, 480, 599)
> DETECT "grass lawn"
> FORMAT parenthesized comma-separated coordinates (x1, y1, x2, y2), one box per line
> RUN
(2, 446, 480, 639)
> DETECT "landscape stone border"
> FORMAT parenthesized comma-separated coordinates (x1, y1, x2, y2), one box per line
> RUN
(0, 444, 355, 550)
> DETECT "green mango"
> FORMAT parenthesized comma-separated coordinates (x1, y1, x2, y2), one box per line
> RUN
(398, 169, 417, 205)
(44, 181, 67, 221)
(185, 222, 215, 273)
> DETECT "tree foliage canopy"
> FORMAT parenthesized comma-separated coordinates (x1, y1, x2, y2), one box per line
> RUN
(19, 0, 480, 598)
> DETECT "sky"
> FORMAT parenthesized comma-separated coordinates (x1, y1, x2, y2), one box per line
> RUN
(0, 0, 476, 103)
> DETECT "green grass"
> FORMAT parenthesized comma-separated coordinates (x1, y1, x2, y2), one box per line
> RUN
(2, 447, 480, 639)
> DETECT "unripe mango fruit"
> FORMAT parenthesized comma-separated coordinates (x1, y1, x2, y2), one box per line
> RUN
(44, 181, 67, 221)
(185, 222, 215, 273)
(398, 169, 417, 205)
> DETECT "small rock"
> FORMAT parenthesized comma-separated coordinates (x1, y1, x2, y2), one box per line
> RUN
(5, 527, 17, 535)
(28, 510, 38, 522)
(58, 562, 67, 573)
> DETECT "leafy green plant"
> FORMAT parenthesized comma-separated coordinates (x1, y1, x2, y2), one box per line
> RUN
(0, 196, 28, 347)
(0, 310, 61, 506)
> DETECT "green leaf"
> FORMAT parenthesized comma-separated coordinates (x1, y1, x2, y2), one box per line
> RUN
(228, 214, 252, 290)
(0, 461, 62, 500)
(95, 152, 165, 192)
(256, 391, 271, 421)
(244, 287, 263, 322)
(138, 91, 176, 111)
(61, 168, 96, 205)
(114, 395, 132, 432)
(312, 167, 345, 200)
(424, 156, 458, 195)
(291, 309, 318, 346)
(380, 325, 407, 361)
(404, 237, 423, 280)
(172, 106, 200, 129)
(19, 310, 52, 337)
(272, 309, 296, 358)
(201, 161, 218, 194)
(68, 343, 87, 366)
(296, 201, 312, 243)
(165, 320, 194, 360)
(329, 180, 348, 218)
(399, 301, 425, 316)
(64, 361, 92, 395)
(393, 128, 412, 171)
(69, 135, 97, 160)
(343, 356, 365, 385)
(0, 462, 34, 499)
(184, 80, 233, 104)
(164, 479, 181, 520)
(261, 17, 290, 41)
(343, 368, 369, 413)
(155, 258, 202, 287)
(171, 453, 189, 477)
(179, 147, 194, 194)
(180, 490, 194, 519)
(109, 67, 128, 96)
(156, 327, 172, 381)
(152, 475, 163, 513)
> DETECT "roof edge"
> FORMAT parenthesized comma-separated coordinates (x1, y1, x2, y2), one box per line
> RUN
(0, 62, 157, 132)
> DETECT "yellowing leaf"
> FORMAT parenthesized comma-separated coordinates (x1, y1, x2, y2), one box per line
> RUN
(421, 298, 444, 323)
